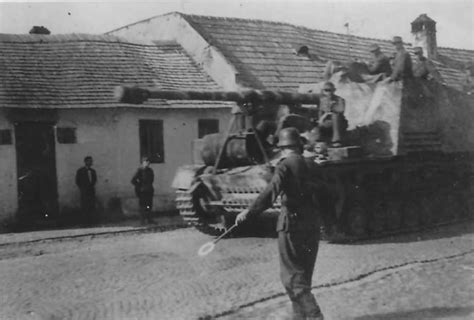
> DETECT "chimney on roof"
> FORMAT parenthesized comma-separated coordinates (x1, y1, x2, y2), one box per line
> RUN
(411, 14, 437, 59)
(29, 26, 51, 35)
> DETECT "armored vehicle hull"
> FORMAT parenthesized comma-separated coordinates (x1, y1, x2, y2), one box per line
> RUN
(116, 75, 474, 241)
(171, 77, 474, 241)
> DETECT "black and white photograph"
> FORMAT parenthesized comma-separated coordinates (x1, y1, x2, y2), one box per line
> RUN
(0, 0, 473, 319)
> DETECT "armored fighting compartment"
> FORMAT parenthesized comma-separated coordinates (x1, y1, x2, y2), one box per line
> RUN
(116, 75, 474, 241)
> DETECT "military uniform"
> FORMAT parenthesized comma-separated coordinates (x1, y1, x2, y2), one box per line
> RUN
(367, 52, 392, 76)
(389, 37, 413, 81)
(246, 151, 322, 319)
(413, 56, 443, 82)
(131, 166, 155, 223)
(318, 94, 348, 144)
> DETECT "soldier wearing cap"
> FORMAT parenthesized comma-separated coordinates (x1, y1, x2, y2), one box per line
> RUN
(131, 156, 155, 224)
(366, 43, 392, 76)
(412, 47, 444, 83)
(317, 81, 347, 147)
(388, 36, 413, 81)
(236, 127, 324, 320)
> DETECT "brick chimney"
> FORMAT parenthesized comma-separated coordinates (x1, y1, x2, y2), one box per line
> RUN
(411, 14, 437, 59)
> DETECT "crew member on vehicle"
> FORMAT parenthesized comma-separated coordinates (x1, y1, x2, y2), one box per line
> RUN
(412, 47, 444, 83)
(388, 36, 413, 82)
(366, 44, 392, 77)
(317, 81, 348, 147)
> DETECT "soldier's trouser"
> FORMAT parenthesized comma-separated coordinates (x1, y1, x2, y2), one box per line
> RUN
(138, 192, 153, 222)
(320, 113, 348, 143)
(80, 189, 96, 224)
(278, 228, 321, 318)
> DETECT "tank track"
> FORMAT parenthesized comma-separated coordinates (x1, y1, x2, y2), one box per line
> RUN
(326, 158, 474, 243)
(178, 184, 472, 242)
(330, 186, 473, 243)
(177, 159, 473, 242)
(175, 190, 234, 236)
(176, 189, 280, 236)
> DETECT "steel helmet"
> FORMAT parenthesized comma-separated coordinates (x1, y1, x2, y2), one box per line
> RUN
(277, 127, 302, 148)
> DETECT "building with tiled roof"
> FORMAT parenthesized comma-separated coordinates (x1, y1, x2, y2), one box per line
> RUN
(109, 12, 473, 92)
(0, 33, 233, 224)
(0, 33, 221, 108)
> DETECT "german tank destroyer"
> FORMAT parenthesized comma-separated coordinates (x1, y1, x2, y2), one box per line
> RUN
(116, 75, 474, 241)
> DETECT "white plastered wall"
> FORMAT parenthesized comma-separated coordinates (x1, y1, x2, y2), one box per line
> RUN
(109, 13, 239, 91)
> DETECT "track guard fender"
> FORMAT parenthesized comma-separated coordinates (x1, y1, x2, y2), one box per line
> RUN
(172, 165, 205, 190)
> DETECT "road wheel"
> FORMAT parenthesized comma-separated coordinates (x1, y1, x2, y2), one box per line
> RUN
(419, 195, 435, 226)
(347, 204, 369, 237)
(401, 199, 420, 229)
(369, 201, 386, 234)
(385, 201, 402, 231)
(192, 186, 228, 236)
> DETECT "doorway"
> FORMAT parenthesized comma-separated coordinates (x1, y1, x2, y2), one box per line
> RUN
(15, 122, 58, 222)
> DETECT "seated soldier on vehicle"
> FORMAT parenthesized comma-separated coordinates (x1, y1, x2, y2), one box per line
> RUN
(313, 141, 329, 163)
(412, 47, 444, 83)
(365, 44, 392, 77)
(317, 81, 348, 147)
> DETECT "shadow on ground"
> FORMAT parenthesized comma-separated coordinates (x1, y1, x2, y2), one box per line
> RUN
(350, 220, 474, 245)
(1, 211, 184, 234)
(354, 306, 474, 320)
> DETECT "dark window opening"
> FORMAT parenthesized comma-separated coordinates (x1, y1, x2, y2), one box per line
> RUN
(56, 127, 77, 144)
(139, 120, 164, 163)
(0, 129, 12, 145)
(198, 119, 219, 138)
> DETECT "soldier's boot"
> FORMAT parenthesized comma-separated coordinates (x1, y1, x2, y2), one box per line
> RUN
(145, 207, 155, 224)
(139, 209, 147, 225)
(290, 301, 306, 320)
(298, 293, 324, 320)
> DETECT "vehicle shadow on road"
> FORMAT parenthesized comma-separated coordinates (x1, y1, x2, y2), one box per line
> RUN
(349, 221, 474, 245)
(354, 305, 474, 320)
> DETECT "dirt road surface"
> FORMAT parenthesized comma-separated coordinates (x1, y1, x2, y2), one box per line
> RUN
(0, 223, 472, 319)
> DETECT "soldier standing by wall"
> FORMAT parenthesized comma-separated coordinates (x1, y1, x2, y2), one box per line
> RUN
(131, 156, 155, 224)
(75, 156, 97, 226)
(236, 127, 324, 320)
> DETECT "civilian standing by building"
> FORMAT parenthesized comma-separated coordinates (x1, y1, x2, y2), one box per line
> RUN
(236, 127, 324, 320)
(75, 156, 97, 225)
(131, 156, 155, 224)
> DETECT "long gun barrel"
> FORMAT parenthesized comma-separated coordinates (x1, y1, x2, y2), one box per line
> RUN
(115, 86, 320, 105)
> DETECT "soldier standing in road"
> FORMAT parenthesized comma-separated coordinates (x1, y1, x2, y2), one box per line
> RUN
(236, 127, 324, 320)
(388, 36, 413, 82)
(366, 44, 392, 77)
(412, 47, 444, 83)
(131, 156, 155, 224)
(75, 156, 97, 226)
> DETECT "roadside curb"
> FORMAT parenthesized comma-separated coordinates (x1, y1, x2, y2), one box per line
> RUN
(0, 221, 191, 248)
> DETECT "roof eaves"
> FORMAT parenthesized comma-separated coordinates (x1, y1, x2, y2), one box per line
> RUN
(181, 13, 406, 48)
(105, 11, 182, 34)
(0, 33, 157, 46)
